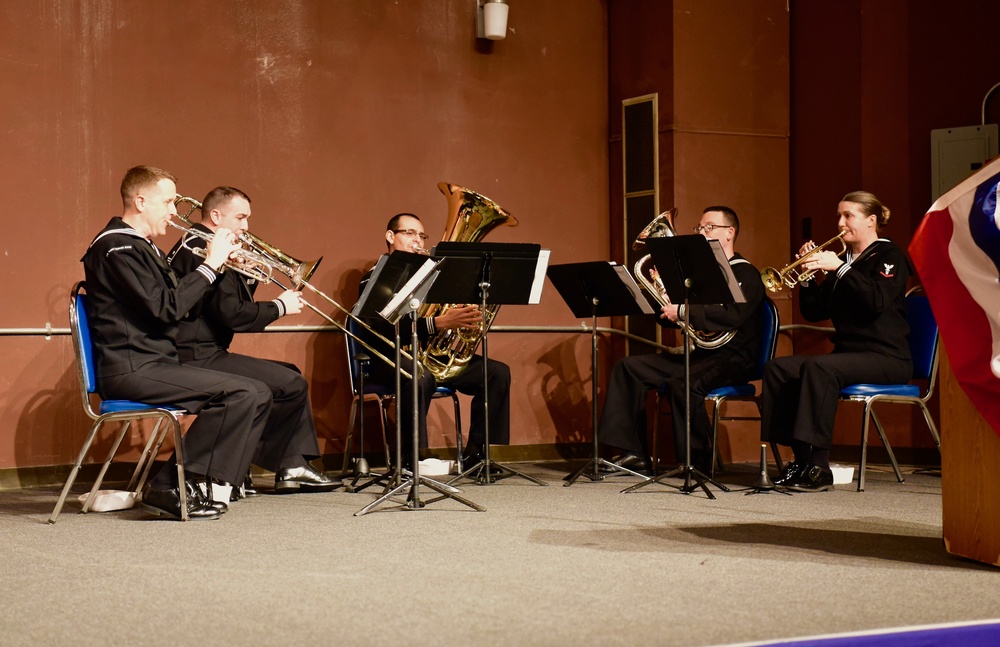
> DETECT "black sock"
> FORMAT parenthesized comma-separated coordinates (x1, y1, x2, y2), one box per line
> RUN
(790, 440, 812, 464)
(811, 448, 830, 469)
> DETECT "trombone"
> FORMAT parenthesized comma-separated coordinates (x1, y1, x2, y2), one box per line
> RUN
(760, 231, 847, 292)
(171, 195, 421, 378)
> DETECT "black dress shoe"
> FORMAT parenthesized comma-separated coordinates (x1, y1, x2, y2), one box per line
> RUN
(785, 464, 834, 492)
(187, 479, 228, 514)
(773, 460, 804, 487)
(140, 484, 220, 521)
(243, 471, 259, 497)
(615, 453, 652, 473)
(273, 464, 343, 493)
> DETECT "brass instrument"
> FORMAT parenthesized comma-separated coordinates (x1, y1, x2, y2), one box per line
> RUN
(171, 195, 420, 378)
(631, 209, 736, 350)
(419, 183, 518, 381)
(760, 231, 847, 292)
(167, 218, 276, 283)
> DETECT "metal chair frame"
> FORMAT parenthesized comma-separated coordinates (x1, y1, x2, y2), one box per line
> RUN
(340, 317, 464, 476)
(49, 282, 190, 523)
(839, 287, 941, 492)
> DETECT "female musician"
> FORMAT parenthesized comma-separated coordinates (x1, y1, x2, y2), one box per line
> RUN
(761, 191, 911, 491)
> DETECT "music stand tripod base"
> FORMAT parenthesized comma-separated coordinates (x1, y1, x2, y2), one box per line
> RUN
(620, 464, 730, 499)
(564, 457, 652, 486)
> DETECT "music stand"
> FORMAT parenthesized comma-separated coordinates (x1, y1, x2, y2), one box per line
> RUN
(546, 261, 656, 485)
(621, 235, 743, 500)
(352, 251, 483, 515)
(429, 242, 549, 487)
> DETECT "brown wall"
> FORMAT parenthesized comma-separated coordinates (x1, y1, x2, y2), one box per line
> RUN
(0, 0, 609, 472)
(4, 0, 999, 476)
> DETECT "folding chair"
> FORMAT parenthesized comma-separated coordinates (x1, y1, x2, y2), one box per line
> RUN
(839, 287, 941, 492)
(49, 282, 190, 523)
(654, 297, 783, 476)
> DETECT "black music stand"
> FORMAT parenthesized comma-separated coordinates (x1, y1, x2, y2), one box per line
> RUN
(352, 251, 483, 515)
(547, 261, 656, 485)
(429, 242, 549, 487)
(621, 235, 743, 499)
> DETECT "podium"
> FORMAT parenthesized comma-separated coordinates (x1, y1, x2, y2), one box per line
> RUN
(352, 251, 484, 515)
(546, 261, 656, 485)
(430, 242, 549, 486)
(620, 235, 744, 499)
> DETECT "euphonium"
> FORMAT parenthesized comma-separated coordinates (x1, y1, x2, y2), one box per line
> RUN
(631, 209, 736, 350)
(419, 183, 518, 382)
(760, 231, 847, 292)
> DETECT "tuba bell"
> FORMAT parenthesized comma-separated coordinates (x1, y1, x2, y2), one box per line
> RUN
(419, 183, 518, 382)
(632, 209, 736, 350)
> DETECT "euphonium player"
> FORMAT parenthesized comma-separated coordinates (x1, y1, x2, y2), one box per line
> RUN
(761, 191, 911, 492)
(597, 206, 765, 474)
(168, 187, 341, 496)
(82, 166, 263, 520)
(357, 212, 511, 467)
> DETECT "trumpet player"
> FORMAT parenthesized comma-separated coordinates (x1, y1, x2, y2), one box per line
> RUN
(598, 207, 766, 474)
(357, 212, 511, 467)
(761, 191, 911, 492)
(168, 187, 341, 496)
(82, 166, 269, 520)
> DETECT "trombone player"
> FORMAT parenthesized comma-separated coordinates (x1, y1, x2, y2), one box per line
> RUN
(357, 212, 512, 467)
(168, 187, 341, 495)
(597, 206, 765, 475)
(82, 166, 267, 520)
(760, 191, 911, 492)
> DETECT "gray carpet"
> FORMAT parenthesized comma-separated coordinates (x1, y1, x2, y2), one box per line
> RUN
(1, 461, 997, 647)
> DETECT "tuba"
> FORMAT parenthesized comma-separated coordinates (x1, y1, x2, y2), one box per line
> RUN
(632, 209, 736, 350)
(419, 183, 518, 382)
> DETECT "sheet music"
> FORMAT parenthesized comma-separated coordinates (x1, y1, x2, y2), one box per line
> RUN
(614, 265, 656, 314)
(528, 249, 551, 305)
(378, 257, 441, 323)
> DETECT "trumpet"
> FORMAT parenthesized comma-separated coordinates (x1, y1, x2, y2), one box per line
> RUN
(171, 195, 422, 379)
(760, 231, 847, 292)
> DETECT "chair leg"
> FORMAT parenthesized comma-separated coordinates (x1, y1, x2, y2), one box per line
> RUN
(126, 419, 164, 492)
(858, 402, 874, 492)
(918, 401, 942, 448)
(132, 423, 171, 497)
(341, 398, 359, 475)
(451, 394, 463, 472)
(870, 409, 904, 483)
(49, 419, 107, 524)
(709, 398, 722, 478)
(168, 416, 188, 522)
(82, 419, 134, 513)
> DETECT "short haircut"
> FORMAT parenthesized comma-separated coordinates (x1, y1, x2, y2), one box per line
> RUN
(120, 165, 177, 209)
(201, 186, 251, 218)
(386, 212, 420, 232)
(703, 205, 740, 240)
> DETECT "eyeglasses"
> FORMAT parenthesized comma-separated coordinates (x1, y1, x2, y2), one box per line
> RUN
(393, 229, 429, 241)
(692, 223, 733, 234)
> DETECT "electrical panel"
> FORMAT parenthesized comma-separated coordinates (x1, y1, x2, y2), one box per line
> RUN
(930, 124, 999, 201)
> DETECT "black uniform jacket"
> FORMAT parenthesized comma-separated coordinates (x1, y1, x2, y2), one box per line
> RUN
(800, 238, 911, 362)
(660, 253, 766, 367)
(168, 223, 281, 361)
(82, 217, 218, 379)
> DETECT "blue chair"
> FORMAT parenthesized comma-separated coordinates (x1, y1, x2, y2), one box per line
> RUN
(49, 282, 191, 523)
(654, 297, 782, 476)
(340, 315, 464, 475)
(839, 288, 941, 492)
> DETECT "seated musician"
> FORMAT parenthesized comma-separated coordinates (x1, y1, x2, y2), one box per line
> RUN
(357, 212, 512, 467)
(761, 191, 911, 492)
(83, 166, 268, 520)
(597, 206, 765, 474)
(168, 186, 340, 496)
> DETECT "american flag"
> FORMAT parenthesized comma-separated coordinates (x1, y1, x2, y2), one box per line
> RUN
(910, 156, 1000, 435)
